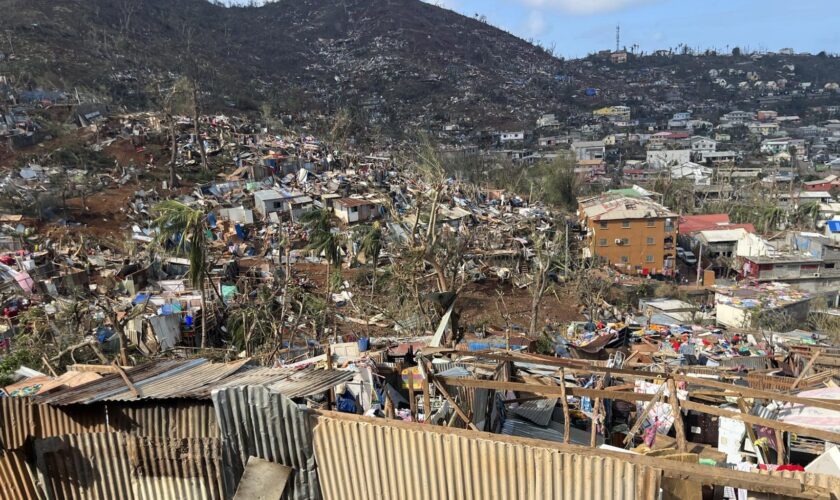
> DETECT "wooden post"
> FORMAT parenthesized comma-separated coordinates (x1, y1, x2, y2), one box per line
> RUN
(325, 344, 335, 409)
(112, 361, 140, 398)
(775, 429, 785, 465)
(421, 363, 431, 424)
(590, 377, 605, 447)
(408, 375, 417, 421)
(668, 378, 688, 453)
(432, 378, 479, 431)
(383, 391, 394, 419)
(791, 350, 821, 390)
(737, 398, 766, 464)
(560, 368, 571, 444)
(624, 383, 667, 445)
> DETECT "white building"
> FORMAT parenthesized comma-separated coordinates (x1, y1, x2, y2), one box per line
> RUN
(536, 114, 559, 128)
(700, 151, 738, 164)
(690, 136, 717, 154)
(670, 161, 712, 185)
(647, 149, 691, 169)
(570, 140, 605, 161)
(500, 131, 525, 143)
(722, 110, 754, 124)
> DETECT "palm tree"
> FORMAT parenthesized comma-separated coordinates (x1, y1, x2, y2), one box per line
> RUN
(795, 201, 821, 230)
(758, 205, 785, 234)
(357, 222, 383, 295)
(300, 208, 342, 302)
(152, 200, 211, 348)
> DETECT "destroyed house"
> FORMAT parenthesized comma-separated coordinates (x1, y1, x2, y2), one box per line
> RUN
(333, 198, 380, 224)
(253, 189, 312, 221)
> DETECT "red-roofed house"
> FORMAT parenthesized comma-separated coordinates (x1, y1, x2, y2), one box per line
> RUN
(678, 214, 756, 275)
(803, 175, 840, 192)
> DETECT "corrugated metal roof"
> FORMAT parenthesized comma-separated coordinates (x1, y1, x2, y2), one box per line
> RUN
(717, 355, 773, 370)
(34, 432, 223, 500)
(33, 359, 351, 405)
(213, 366, 355, 398)
(312, 413, 661, 500)
(212, 385, 321, 500)
(104, 359, 250, 402)
(35, 360, 186, 406)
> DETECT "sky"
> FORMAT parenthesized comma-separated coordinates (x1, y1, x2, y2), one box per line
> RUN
(419, 0, 840, 58)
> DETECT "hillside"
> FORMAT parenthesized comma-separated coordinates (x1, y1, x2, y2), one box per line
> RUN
(1, 0, 564, 129)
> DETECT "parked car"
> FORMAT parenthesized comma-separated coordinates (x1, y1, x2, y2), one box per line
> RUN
(682, 250, 697, 265)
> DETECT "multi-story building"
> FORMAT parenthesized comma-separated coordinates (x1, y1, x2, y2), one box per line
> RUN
(579, 194, 678, 276)
(570, 140, 605, 161)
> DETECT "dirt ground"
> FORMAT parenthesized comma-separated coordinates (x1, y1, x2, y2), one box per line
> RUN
(458, 279, 582, 331)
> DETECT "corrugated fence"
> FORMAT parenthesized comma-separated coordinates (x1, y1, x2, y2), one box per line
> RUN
(312, 413, 662, 500)
(0, 449, 39, 499)
(34, 432, 223, 500)
(212, 385, 321, 500)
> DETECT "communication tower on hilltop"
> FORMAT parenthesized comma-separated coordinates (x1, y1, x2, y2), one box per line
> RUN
(616, 25, 620, 52)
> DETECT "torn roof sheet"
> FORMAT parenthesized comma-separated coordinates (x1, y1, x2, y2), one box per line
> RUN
(34, 359, 353, 405)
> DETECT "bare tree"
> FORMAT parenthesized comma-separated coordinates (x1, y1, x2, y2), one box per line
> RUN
(527, 225, 569, 336)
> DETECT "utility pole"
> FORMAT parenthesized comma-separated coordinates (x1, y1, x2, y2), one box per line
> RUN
(696, 243, 703, 287)
(564, 221, 569, 279)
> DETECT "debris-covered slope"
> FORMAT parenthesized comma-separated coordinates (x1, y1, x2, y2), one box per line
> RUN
(2, 0, 563, 128)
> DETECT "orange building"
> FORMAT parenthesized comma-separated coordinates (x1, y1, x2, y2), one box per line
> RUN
(579, 194, 678, 275)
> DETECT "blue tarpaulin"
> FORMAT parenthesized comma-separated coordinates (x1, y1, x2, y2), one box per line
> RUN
(132, 293, 149, 305)
(828, 220, 840, 233)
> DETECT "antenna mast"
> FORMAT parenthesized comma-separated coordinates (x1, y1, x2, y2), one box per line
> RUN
(616, 24, 620, 52)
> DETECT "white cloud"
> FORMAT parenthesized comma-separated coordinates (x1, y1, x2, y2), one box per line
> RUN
(525, 10, 548, 37)
(519, 0, 660, 15)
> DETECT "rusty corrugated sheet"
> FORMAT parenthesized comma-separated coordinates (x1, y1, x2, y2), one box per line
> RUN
(33, 359, 349, 405)
(35, 360, 185, 406)
(109, 401, 219, 438)
(0, 397, 35, 451)
(212, 386, 320, 500)
(0, 448, 40, 499)
(35, 432, 132, 500)
(312, 413, 662, 500)
(34, 432, 223, 500)
(211, 366, 354, 399)
(37, 402, 111, 439)
(105, 359, 250, 402)
(127, 435, 224, 500)
(717, 356, 773, 370)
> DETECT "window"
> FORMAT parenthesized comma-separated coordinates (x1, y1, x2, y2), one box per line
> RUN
(598, 238, 608, 246)
(826, 263, 836, 269)
(620, 256, 629, 263)
(646, 255, 655, 263)
(622, 220, 631, 228)
(646, 220, 656, 227)
(599, 221, 608, 229)
(621, 238, 630, 245)
(646, 237, 655, 245)
(350, 206, 359, 213)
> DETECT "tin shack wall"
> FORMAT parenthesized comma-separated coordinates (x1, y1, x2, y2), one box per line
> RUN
(33, 432, 223, 500)
(211, 385, 320, 500)
(312, 413, 662, 500)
